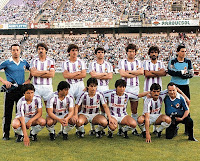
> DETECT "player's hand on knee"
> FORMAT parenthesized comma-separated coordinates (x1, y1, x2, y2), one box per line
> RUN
(146, 133, 151, 143)
(72, 115, 78, 123)
(3, 80, 12, 88)
(26, 121, 32, 129)
(63, 118, 69, 126)
(109, 118, 117, 128)
(175, 117, 183, 122)
(24, 136, 30, 146)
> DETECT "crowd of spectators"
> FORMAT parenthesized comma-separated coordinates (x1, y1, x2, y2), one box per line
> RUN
(0, 0, 46, 24)
(50, 0, 126, 23)
(0, 0, 199, 24)
(129, 0, 200, 24)
(0, 34, 200, 71)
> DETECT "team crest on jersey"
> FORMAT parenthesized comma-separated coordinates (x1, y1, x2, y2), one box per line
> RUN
(35, 105, 37, 110)
(136, 65, 138, 69)
(184, 66, 187, 70)
(105, 68, 108, 73)
(23, 65, 26, 70)
(78, 65, 81, 70)
(47, 66, 50, 70)
(175, 103, 180, 108)
(124, 99, 127, 104)
(158, 68, 160, 70)
(96, 99, 100, 104)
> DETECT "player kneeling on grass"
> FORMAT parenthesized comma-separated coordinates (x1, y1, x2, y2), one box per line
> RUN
(104, 79, 149, 139)
(46, 81, 74, 141)
(12, 84, 46, 146)
(72, 77, 117, 138)
(137, 83, 171, 143)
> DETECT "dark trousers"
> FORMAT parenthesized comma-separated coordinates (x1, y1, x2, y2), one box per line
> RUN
(166, 115, 194, 139)
(3, 90, 23, 136)
(176, 84, 190, 133)
(176, 84, 190, 99)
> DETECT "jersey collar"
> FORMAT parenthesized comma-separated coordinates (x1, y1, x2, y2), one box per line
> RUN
(169, 92, 181, 101)
(9, 57, 23, 65)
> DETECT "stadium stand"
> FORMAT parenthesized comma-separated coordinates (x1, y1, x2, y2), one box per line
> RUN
(0, 0, 199, 23)
(0, 34, 200, 72)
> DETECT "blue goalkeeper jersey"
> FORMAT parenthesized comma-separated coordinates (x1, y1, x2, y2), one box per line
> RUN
(167, 58, 193, 85)
(0, 57, 30, 85)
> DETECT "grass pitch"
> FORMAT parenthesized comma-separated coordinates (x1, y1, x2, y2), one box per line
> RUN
(0, 73, 200, 161)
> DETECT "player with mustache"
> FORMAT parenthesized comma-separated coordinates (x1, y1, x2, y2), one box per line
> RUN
(30, 43, 55, 106)
(143, 46, 167, 133)
(137, 83, 171, 143)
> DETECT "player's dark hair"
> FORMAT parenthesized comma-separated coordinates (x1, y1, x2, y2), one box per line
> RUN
(57, 81, 70, 92)
(11, 44, 20, 50)
(67, 44, 79, 53)
(148, 46, 160, 55)
(125, 44, 137, 53)
(37, 43, 48, 51)
(22, 84, 35, 94)
(115, 79, 127, 88)
(150, 83, 161, 91)
(87, 77, 98, 87)
(167, 82, 177, 88)
(95, 47, 106, 54)
(177, 44, 185, 52)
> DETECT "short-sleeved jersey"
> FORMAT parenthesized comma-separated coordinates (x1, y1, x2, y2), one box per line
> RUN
(164, 93, 189, 117)
(168, 58, 193, 85)
(62, 58, 86, 84)
(143, 60, 165, 91)
(16, 95, 42, 118)
(46, 92, 74, 116)
(0, 57, 30, 85)
(143, 90, 168, 114)
(118, 59, 142, 86)
(76, 91, 106, 114)
(89, 60, 113, 86)
(30, 56, 55, 85)
(104, 89, 138, 117)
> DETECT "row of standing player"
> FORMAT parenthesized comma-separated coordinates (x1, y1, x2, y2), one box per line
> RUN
(0, 43, 195, 144)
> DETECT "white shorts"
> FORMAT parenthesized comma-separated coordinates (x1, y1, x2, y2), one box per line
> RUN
(112, 114, 127, 124)
(125, 86, 139, 101)
(79, 113, 99, 123)
(149, 114, 161, 125)
(69, 81, 85, 99)
(97, 86, 109, 93)
(34, 85, 53, 101)
(25, 117, 31, 123)
(56, 113, 68, 119)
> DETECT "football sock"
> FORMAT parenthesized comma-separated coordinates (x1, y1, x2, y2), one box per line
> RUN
(138, 123, 145, 132)
(96, 125, 104, 132)
(77, 125, 85, 133)
(31, 125, 44, 135)
(90, 123, 95, 130)
(157, 122, 171, 132)
(63, 124, 74, 134)
(13, 127, 23, 136)
(118, 124, 122, 130)
(46, 125, 55, 134)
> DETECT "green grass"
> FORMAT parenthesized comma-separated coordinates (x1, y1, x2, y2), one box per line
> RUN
(0, 73, 200, 161)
